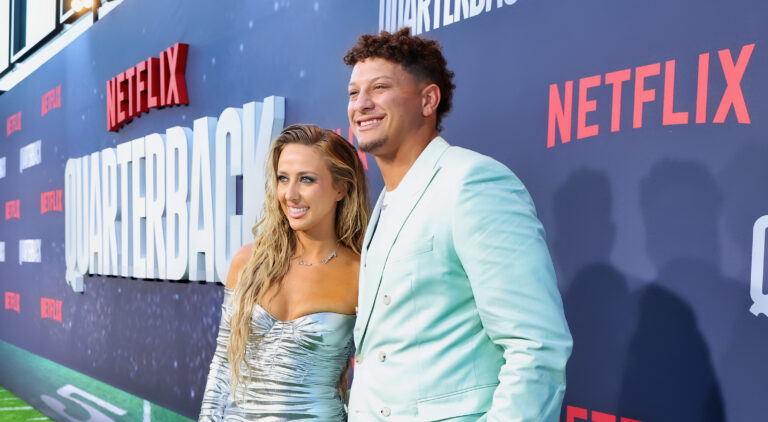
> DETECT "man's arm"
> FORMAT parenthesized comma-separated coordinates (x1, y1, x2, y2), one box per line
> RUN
(452, 158, 572, 422)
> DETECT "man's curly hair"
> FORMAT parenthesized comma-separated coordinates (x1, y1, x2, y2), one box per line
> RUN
(344, 27, 455, 132)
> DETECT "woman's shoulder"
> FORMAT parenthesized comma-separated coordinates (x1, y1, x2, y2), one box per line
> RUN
(226, 244, 253, 289)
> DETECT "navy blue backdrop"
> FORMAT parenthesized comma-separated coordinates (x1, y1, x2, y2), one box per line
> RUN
(0, 1, 766, 420)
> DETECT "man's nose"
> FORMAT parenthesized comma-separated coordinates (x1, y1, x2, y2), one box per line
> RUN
(353, 89, 374, 112)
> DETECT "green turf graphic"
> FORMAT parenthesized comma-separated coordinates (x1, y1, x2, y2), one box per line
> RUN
(0, 386, 51, 422)
(0, 341, 193, 422)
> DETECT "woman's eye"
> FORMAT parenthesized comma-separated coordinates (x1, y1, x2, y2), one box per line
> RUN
(277, 175, 288, 183)
(300, 176, 315, 183)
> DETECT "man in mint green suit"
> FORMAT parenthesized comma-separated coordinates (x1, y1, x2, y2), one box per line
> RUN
(344, 28, 572, 421)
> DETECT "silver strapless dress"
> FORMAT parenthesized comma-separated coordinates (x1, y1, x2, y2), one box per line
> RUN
(199, 288, 355, 421)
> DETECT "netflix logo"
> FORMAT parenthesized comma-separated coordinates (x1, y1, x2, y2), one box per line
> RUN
(41, 298, 62, 322)
(6, 111, 21, 136)
(5, 292, 20, 313)
(5, 199, 20, 220)
(106, 42, 189, 132)
(42, 85, 62, 116)
(563, 406, 640, 422)
(41, 189, 63, 214)
(547, 43, 754, 148)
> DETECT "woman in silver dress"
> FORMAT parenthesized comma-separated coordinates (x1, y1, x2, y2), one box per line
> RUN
(199, 124, 370, 421)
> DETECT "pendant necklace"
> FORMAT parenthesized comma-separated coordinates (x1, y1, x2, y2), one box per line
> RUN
(297, 242, 341, 266)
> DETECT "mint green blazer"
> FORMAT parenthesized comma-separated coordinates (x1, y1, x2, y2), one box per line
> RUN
(348, 137, 572, 421)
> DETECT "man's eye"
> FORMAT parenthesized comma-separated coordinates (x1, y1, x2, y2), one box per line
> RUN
(300, 176, 316, 183)
(374, 84, 386, 89)
(348, 90, 358, 97)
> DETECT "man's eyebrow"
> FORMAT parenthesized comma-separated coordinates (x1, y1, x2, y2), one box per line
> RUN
(349, 75, 394, 86)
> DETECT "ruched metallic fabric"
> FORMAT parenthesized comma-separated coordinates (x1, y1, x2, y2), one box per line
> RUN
(199, 288, 354, 422)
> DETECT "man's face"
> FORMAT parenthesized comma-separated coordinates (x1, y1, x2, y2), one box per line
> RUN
(347, 58, 426, 157)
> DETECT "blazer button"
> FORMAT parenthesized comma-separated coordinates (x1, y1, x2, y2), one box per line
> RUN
(380, 406, 391, 417)
(378, 351, 386, 362)
(355, 354, 363, 364)
(382, 294, 391, 305)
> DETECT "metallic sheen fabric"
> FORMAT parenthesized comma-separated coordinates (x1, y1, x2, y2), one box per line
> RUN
(199, 288, 354, 421)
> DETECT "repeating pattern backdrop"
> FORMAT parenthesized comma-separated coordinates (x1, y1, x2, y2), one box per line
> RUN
(0, 0, 766, 420)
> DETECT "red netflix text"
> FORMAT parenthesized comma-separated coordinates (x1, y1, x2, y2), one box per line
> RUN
(5, 199, 20, 220)
(6, 111, 21, 136)
(334, 126, 369, 170)
(41, 298, 62, 323)
(547, 43, 755, 148)
(5, 292, 20, 313)
(563, 405, 640, 422)
(106, 43, 189, 132)
(41, 190, 63, 214)
(42, 85, 62, 116)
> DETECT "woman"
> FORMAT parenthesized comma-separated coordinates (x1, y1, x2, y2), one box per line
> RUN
(199, 124, 370, 421)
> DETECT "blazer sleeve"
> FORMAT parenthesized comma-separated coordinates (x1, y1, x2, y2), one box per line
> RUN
(198, 289, 234, 421)
(452, 158, 572, 422)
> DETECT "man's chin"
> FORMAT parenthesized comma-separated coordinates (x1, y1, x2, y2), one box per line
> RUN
(358, 136, 387, 154)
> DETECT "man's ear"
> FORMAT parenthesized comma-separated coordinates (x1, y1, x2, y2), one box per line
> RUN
(421, 84, 441, 118)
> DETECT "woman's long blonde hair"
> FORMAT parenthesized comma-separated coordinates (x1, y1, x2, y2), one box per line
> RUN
(227, 124, 370, 397)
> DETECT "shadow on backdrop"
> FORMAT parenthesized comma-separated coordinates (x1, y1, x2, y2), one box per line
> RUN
(554, 169, 636, 417)
(619, 160, 727, 422)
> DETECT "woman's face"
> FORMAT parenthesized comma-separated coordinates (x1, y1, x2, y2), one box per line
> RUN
(276, 143, 344, 236)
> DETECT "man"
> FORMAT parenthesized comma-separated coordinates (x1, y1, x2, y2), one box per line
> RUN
(345, 28, 572, 421)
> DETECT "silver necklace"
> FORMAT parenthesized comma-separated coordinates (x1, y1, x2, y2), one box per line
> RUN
(297, 242, 341, 266)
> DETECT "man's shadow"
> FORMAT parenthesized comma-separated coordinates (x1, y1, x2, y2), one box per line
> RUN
(553, 169, 635, 415)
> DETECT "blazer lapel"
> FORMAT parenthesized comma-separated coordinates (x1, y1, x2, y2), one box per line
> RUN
(356, 137, 450, 347)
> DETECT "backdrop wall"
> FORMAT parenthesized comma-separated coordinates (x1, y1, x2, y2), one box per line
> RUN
(0, 1, 765, 421)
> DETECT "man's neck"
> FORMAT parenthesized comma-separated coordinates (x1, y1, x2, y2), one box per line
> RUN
(377, 130, 438, 191)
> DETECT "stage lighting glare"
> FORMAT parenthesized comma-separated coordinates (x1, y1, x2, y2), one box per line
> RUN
(72, 0, 83, 12)
(82, 0, 93, 8)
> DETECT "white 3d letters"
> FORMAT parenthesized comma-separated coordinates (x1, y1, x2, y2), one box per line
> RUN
(63, 97, 285, 291)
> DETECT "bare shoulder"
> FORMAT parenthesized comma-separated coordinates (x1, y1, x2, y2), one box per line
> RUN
(335, 246, 360, 299)
(226, 244, 253, 289)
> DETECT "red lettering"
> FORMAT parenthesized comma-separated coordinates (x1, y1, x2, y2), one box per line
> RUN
(147, 57, 161, 108)
(696, 53, 709, 123)
(126, 67, 137, 118)
(41, 298, 62, 323)
(160, 50, 168, 107)
(41, 85, 62, 116)
(567, 405, 588, 422)
(591, 411, 616, 422)
(605, 68, 631, 132)
(117, 72, 131, 126)
(136, 60, 149, 115)
(620, 419, 641, 422)
(106, 44, 188, 132)
(713, 43, 753, 124)
(577, 74, 601, 139)
(5, 292, 20, 312)
(6, 111, 21, 136)
(107, 78, 119, 131)
(662, 60, 689, 125)
(165, 43, 189, 106)
(5, 200, 20, 220)
(547, 81, 573, 148)
(40, 190, 63, 214)
(633, 62, 661, 129)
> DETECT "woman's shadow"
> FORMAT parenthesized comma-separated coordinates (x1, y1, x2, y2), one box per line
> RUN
(619, 160, 727, 422)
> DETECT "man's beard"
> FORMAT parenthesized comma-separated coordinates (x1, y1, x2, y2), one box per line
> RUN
(358, 136, 388, 154)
